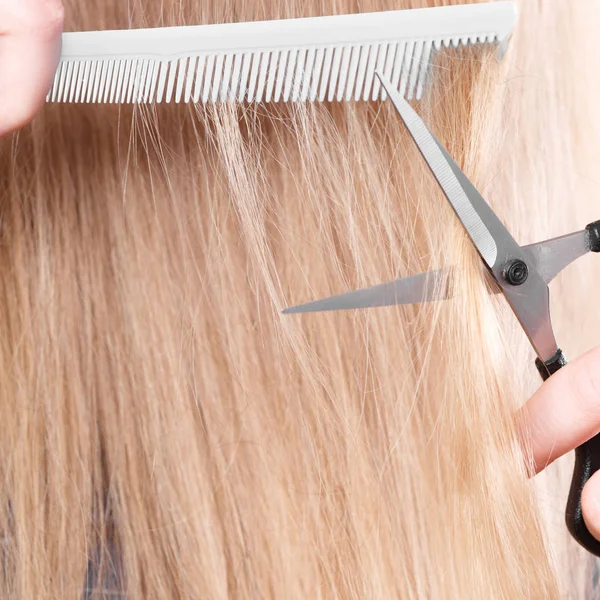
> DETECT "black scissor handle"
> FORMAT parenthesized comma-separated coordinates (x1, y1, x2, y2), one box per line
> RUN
(536, 350, 600, 556)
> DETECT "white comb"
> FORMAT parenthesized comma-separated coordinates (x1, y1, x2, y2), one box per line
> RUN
(47, 1, 516, 105)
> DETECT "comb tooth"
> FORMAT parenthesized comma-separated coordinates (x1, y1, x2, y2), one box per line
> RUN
(170, 58, 183, 103)
(103, 60, 117, 103)
(88, 61, 100, 103)
(75, 61, 87, 103)
(326, 46, 343, 102)
(380, 43, 397, 101)
(291, 49, 306, 102)
(211, 54, 225, 103)
(299, 48, 316, 101)
(60, 61, 73, 102)
(174, 57, 188, 103)
(309, 48, 325, 102)
(335, 46, 351, 101)
(65, 61, 81, 102)
(60, 61, 74, 103)
(163, 60, 178, 103)
(139, 60, 150, 103)
(317, 47, 334, 102)
(237, 52, 253, 102)
(153, 61, 167, 103)
(95, 61, 109, 103)
(58, 61, 73, 102)
(70, 61, 81, 102)
(112, 60, 123, 103)
(97, 60, 111, 103)
(192, 56, 206, 103)
(390, 41, 406, 92)
(126, 59, 139, 104)
(139, 60, 151, 103)
(353, 45, 370, 101)
(342, 46, 361, 101)
(407, 41, 424, 100)
(77, 61, 92, 103)
(115, 59, 131, 104)
(248, 52, 266, 102)
(282, 50, 298, 102)
(112, 60, 126, 103)
(398, 41, 415, 97)
(229, 53, 243, 101)
(126, 60, 141, 104)
(59, 62, 72, 103)
(362, 44, 380, 101)
(264, 51, 278, 103)
(99, 60, 111, 103)
(219, 53, 234, 102)
(108, 59, 127, 104)
(183, 56, 198, 103)
(50, 62, 64, 102)
(84, 61, 97, 103)
(48, 62, 61, 102)
(81, 61, 93, 103)
(96, 60, 108, 103)
(415, 41, 433, 101)
(273, 50, 289, 102)
(74, 61, 85, 102)
(118, 60, 130, 103)
(201, 55, 215, 103)
(137, 59, 151, 103)
(85, 61, 96, 103)
(122, 60, 133, 104)
(131, 59, 143, 104)
(70, 61, 82, 103)
(108, 60, 122, 103)
(371, 44, 389, 100)
(65, 61, 77, 102)
(143, 60, 158, 103)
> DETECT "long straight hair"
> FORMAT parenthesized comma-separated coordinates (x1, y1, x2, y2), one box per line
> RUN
(0, 0, 599, 597)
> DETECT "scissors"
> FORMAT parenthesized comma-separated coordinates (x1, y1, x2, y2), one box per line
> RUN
(283, 70, 600, 556)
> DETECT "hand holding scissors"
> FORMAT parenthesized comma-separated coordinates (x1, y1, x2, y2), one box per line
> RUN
(284, 71, 600, 556)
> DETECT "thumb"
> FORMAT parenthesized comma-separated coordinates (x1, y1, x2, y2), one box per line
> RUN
(517, 345, 600, 538)
(0, 0, 64, 136)
(517, 345, 600, 477)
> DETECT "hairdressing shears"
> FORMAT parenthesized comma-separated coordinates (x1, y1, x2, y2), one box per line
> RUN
(283, 71, 600, 556)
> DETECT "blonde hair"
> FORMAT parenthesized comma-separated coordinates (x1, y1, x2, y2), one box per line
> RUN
(0, 0, 599, 597)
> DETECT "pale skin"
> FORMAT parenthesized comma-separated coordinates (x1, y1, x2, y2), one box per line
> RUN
(3, 0, 600, 543)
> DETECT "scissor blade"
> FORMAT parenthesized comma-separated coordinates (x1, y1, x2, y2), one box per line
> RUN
(283, 229, 591, 315)
(282, 269, 449, 314)
(376, 71, 509, 269)
(375, 71, 560, 363)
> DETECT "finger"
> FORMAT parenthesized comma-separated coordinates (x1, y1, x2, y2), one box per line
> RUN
(516, 345, 600, 476)
(0, 0, 64, 136)
(582, 469, 600, 541)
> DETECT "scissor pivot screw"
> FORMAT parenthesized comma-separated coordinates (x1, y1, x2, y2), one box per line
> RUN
(504, 259, 529, 286)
